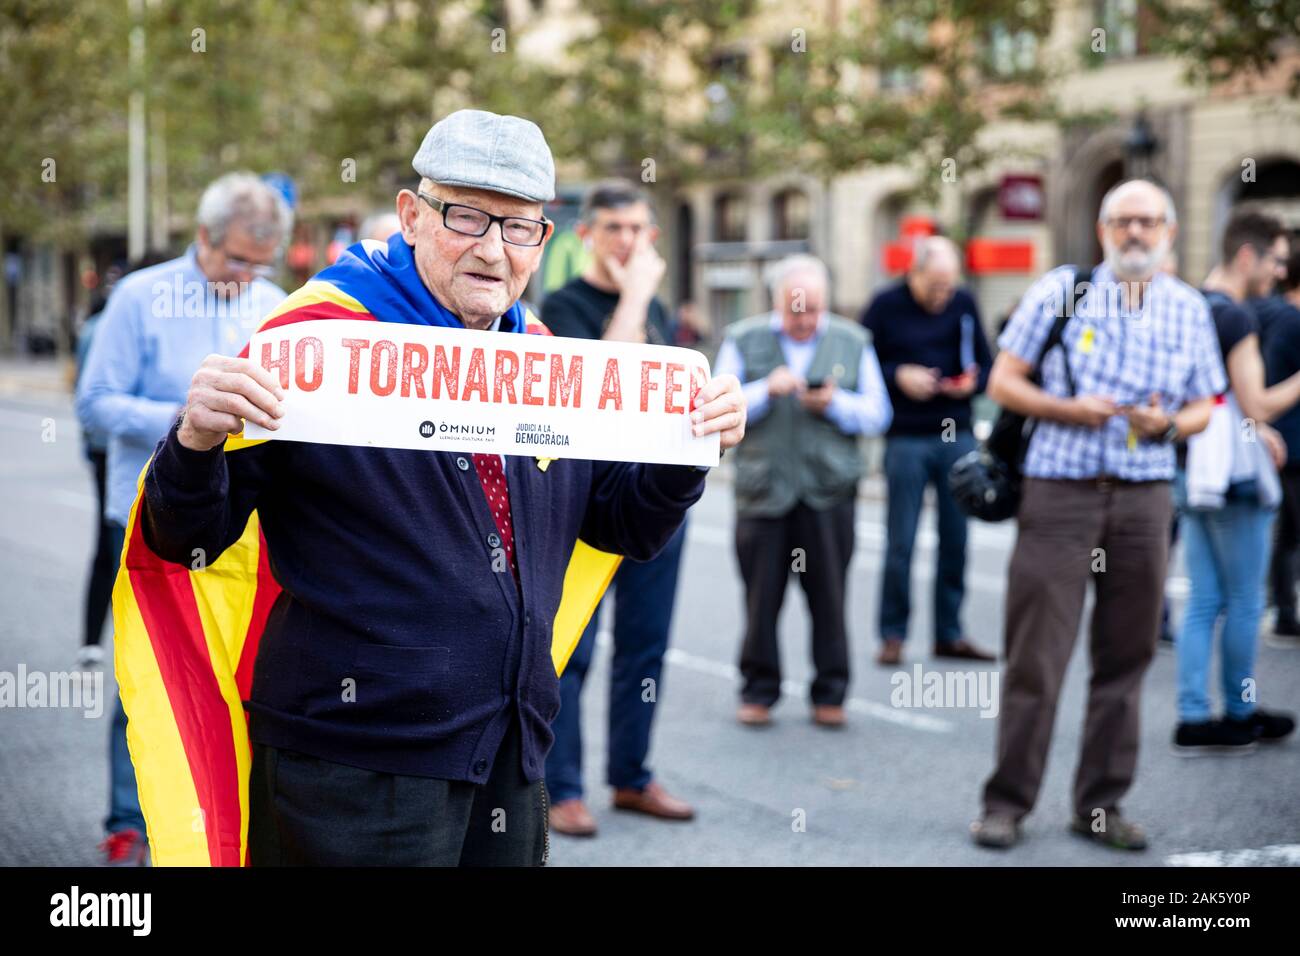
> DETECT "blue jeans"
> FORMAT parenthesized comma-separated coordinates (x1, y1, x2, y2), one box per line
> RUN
(545, 523, 687, 803)
(1176, 488, 1274, 723)
(104, 521, 146, 834)
(879, 431, 976, 645)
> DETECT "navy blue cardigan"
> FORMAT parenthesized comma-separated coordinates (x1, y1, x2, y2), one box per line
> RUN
(141, 421, 705, 784)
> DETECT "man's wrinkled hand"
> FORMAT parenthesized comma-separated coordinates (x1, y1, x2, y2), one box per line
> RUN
(690, 373, 746, 451)
(178, 354, 286, 452)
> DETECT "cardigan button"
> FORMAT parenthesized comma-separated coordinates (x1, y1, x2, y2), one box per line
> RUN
(487, 532, 502, 549)
(473, 758, 488, 775)
(456, 456, 470, 471)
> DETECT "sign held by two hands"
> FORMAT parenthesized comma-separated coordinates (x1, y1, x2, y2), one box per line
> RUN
(243, 319, 721, 467)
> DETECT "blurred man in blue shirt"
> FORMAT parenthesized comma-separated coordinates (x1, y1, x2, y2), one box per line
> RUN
(76, 172, 289, 865)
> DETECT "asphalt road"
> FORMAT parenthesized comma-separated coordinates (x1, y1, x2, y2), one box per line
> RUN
(1, 389, 1296, 866)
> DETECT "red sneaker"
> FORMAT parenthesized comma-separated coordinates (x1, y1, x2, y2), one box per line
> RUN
(99, 828, 148, 866)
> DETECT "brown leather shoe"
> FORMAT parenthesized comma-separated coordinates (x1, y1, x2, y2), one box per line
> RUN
(1069, 813, 1148, 851)
(934, 638, 996, 662)
(971, 813, 1020, 849)
(737, 703, 773, 726)
(612, 781, 696, 821)
(876, 637, 904, 666)
(548, 798, 598, 837)
(812, 704, 846, 728)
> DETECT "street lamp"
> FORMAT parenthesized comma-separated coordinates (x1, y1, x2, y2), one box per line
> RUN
(1124, 111, 1158, 181)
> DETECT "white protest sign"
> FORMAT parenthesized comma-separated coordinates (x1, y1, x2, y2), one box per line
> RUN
(242, 319, 720, 467)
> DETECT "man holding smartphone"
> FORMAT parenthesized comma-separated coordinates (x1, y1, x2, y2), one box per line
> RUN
(715, 255, 892, 727)
(859, 236, 995, 667)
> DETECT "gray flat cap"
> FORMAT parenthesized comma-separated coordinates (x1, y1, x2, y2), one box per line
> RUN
(412, 109, 555, 202)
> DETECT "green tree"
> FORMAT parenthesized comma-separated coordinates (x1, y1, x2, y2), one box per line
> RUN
(1148, 0, 1300, 96)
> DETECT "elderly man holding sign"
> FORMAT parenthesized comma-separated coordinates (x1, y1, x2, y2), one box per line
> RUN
(117, 110, 744, 867)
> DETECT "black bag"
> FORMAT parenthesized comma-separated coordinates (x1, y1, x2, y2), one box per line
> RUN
(948, 266, 1089, 522)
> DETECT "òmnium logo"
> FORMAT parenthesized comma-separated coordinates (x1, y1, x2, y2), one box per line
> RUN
(417, 420, 495, 444)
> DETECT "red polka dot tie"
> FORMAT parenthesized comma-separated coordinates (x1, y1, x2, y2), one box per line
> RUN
(471, 453, 517, 581)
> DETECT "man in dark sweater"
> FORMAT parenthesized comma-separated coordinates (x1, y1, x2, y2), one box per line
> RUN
(860, 236, 995, 665)
(139, 112, 747, 866)
(1262, 244, 1300, 643)
(540, 180, 695, 836)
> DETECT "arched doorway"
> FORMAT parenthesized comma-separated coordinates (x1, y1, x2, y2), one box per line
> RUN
(1084, 159, 1126, 266)
(1212, 157, 1300, 261)
(1054, 127, 1127, 267)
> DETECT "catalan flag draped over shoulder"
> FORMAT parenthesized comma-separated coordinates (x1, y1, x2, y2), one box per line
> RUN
(112, 235, 621, 866)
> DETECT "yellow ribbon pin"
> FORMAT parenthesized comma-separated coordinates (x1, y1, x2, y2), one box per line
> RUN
(1079, 327, 1095, 354)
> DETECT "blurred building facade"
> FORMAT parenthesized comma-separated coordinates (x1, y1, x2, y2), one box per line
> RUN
(8, 0, 1300, 356)
(665, 0, 1300, 337)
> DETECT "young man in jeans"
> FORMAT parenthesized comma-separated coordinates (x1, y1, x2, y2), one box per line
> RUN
(540, 180, 696, 836)
(1174, 210, 1298, 755)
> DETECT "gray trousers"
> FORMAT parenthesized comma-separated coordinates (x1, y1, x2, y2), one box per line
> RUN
(981, 477, 1172, 821)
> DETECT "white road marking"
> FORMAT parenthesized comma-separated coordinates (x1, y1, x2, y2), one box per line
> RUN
(0, 409, 78, 430)
(687, 522, 1191, 600)
(594, 632, 955, 734)
(1165, 844, 1300, 867)
(685, 521, 1009, 594)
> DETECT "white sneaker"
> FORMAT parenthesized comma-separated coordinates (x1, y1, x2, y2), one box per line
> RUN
(76, 645, 105, 669)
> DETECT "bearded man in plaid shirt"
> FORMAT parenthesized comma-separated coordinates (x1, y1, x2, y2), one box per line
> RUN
(971, 180, 1225, 852)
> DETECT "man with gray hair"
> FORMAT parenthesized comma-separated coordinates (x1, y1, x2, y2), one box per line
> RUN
(715, 254, 892, 727)
(971, 179, 1223, 851)
(133, 110, 746, 865)
(860, 235, 995, 668)
(76, 171, 290, 865)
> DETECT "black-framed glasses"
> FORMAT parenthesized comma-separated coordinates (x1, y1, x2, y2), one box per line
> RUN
(417, 192, 549, 247)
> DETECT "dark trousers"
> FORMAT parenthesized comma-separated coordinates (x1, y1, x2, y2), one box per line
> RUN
(248, 717, 547, 866)
(546, 523, 686, 803)
(84, 448, 115, 647)
(879, 431, 976, 645)
(1269, 467, 1300, 623)
(736, 497, 855, 707)
(981, 478, 1172, 821)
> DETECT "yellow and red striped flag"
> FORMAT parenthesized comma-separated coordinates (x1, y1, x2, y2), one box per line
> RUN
(112, 260, 619, 865)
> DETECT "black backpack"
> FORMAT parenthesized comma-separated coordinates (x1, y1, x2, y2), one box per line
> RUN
(948, 266, 1089, 522)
